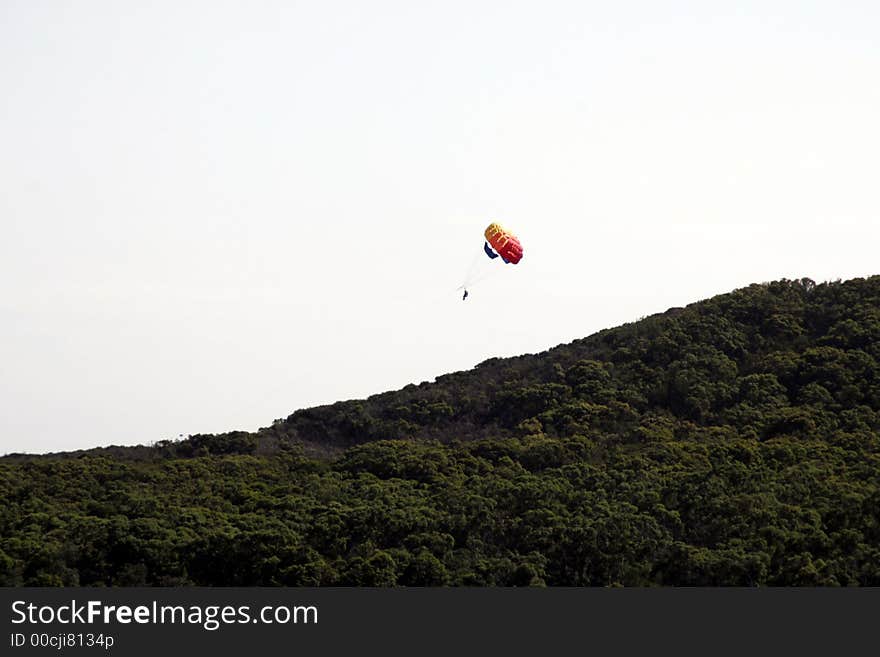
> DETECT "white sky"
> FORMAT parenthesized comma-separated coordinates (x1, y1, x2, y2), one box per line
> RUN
(2, 1, 879, 454)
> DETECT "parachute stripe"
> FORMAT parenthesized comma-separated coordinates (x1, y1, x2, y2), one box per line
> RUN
(484, 222, 523, 264)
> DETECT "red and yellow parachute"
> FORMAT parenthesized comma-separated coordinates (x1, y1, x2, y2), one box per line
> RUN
(483, 222, 523, 264)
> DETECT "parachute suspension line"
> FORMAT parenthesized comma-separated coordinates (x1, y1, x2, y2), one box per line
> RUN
(460, 247, 484, 289)
(460, 244, 502, 292)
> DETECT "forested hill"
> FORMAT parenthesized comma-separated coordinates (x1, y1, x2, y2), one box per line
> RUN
(273, 275, 880, 453)
(2, 276, 879, 586)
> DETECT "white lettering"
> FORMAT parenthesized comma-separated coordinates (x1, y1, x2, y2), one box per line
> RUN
(11, 602, 26, 624)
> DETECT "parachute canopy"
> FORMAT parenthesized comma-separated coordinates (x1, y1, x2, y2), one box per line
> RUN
(484, 222, 523, 264)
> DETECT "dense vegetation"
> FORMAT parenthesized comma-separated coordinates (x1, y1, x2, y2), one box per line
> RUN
(2, 277, 879, 586)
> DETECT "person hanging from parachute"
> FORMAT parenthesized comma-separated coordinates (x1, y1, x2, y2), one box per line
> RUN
(461, 222, 523, 299)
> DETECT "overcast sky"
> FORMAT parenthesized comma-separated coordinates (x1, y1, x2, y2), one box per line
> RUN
(2, 1, 879, 454)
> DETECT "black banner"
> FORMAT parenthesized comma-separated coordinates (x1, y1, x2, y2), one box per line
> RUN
(1, 588, 876, 655)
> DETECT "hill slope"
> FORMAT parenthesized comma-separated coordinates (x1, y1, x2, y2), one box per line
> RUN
(2, 276, 879, 585)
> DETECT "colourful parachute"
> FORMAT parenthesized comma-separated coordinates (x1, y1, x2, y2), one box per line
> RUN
(484, 222, 523, 264)
(459, 221, 523, 298)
